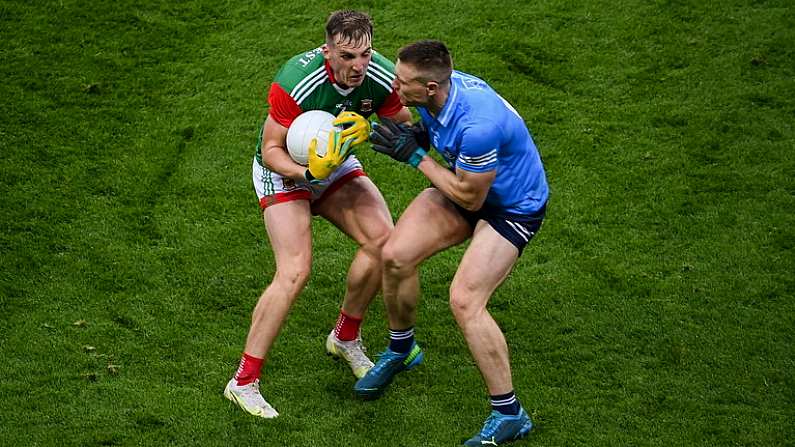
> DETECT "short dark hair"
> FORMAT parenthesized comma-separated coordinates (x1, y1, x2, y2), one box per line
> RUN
(325, 10, 373, 47)
(397, 40, 453, 84)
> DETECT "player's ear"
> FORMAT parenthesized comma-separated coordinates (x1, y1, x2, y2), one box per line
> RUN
(426, 81, 439, 97)
(321, 43, 330, 59)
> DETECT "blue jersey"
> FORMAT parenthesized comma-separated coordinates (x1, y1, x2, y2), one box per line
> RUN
(417, 71, 549, 216)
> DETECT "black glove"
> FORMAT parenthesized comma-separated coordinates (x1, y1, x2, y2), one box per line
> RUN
(369, 118, 428, 168)
(410, 120, 430, 150)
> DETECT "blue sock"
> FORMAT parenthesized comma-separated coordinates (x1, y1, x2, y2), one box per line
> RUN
(491, 391, 521, 415)
(388, 327, 415, 354)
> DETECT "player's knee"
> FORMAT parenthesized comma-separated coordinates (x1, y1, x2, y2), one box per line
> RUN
(449, 284, 484, 323)
(361, 226, 391, 260)
(381, 239, 412, 277)
(274, 262, 311, 296)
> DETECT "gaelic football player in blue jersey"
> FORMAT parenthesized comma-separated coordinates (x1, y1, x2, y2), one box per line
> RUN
(355, 40, 548, 446)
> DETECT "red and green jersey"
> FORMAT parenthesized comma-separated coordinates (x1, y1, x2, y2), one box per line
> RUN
(256, 47, 402, 163)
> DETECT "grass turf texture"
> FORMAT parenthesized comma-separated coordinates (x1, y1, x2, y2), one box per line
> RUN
(1, 0, 793, 445)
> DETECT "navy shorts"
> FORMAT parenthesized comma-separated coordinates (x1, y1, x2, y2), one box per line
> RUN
(454, 202, 546, 256)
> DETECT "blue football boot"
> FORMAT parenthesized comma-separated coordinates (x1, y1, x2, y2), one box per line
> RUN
(353, 343, 423, 399)
(463, 408, 533, 446)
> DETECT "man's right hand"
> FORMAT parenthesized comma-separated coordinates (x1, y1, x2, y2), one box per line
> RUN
(334, 111, 371, 146)
(305, 130, 355, 181)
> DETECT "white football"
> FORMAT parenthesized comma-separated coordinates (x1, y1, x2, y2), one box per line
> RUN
(286, 110, 339, 166)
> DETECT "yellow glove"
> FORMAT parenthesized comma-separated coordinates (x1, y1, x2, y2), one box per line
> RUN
(333, 111, 370, 146)
(305, 130, 355, 181)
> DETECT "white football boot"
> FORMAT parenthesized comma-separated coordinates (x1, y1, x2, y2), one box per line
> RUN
(224, 379, 279, 418)
(325, 330, 375, 379)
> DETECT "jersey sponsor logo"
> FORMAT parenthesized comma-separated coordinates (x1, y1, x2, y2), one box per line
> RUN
(360, 99, 373, 113)
(297, 48, 322, 68)
(456, 71, 488, 90)
(336, 99, 354, 112)
(441, 148, 455, 162)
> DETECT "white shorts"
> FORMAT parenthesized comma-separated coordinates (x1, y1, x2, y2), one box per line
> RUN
(252, 156, 366, 210)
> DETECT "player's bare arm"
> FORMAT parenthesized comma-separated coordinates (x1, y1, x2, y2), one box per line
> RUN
(369, 117, 493, 210)
(260, 114, 310, 181)
(417, 160, 495, 211)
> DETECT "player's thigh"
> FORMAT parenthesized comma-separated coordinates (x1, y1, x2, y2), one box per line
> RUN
(385, 188, 473, 267)
(263, 199, 313, 271)
(452, 220, 519, 307)
(314, 176, 393, 247)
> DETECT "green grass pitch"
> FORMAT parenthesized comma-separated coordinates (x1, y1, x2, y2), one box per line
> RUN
(1, 0, 793, 445)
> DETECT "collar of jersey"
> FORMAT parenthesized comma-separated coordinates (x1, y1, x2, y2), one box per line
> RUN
(431, 72, 460, 127)
(324, 60, 356, 96)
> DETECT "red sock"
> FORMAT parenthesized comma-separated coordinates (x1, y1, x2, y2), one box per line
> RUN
(234, 353, 263, 386)
(334, 310, 362, 341)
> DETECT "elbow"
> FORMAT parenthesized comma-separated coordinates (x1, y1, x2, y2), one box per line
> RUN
(455, 187, 488, 212)
(260, 146, 281, 170)
(458, 196, 486, 212)
(450, 177, 490, 211)
(461, 203, 483, 212)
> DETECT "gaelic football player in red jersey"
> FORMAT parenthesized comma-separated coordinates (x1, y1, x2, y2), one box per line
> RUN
(224, 10, 411, 418)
